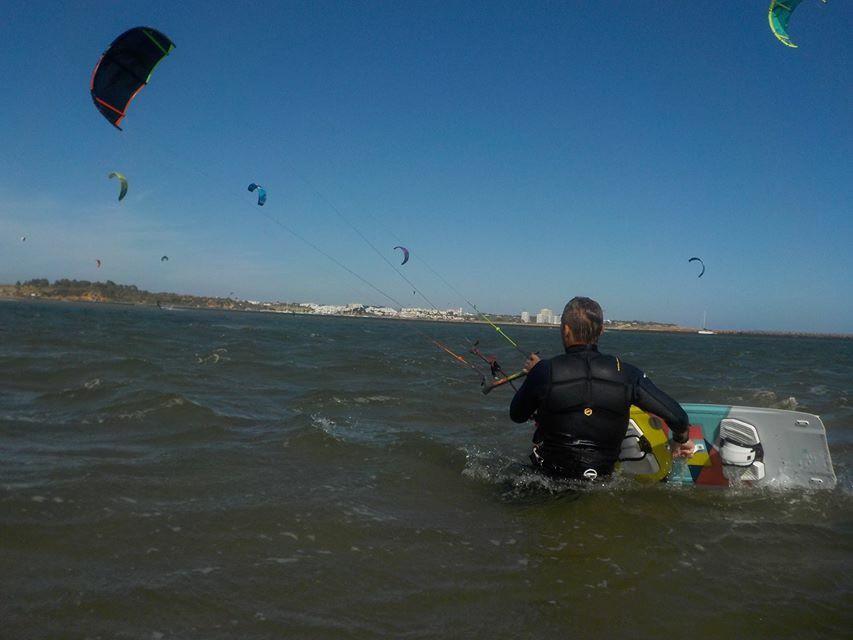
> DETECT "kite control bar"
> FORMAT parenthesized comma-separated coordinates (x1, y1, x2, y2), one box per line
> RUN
(470, 340, 522, 391)
(470, 341, 504, 377)
(481, 369, 528, 395)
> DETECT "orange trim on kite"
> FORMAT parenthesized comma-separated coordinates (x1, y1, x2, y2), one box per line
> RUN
(94, 97, 124, 116)
(90, 55, 104, 91)
(126, 83, 146, 110)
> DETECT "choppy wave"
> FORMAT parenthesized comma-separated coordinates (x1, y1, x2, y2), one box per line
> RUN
(1, 301, 851, 639)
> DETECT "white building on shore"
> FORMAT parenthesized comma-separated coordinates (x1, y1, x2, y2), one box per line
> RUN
(299, 302, 469, 321)
(521, 311, 530, 323)
(365, 305, 399, 317)
(536, 308, 554, 324)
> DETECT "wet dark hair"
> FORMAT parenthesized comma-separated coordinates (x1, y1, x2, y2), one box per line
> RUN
(560, 297, 604, 344)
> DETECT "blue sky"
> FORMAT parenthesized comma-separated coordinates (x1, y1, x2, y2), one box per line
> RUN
(1, 1, 850, 332)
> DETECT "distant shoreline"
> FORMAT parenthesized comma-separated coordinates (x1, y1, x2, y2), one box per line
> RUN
(2, 289, 850, 340)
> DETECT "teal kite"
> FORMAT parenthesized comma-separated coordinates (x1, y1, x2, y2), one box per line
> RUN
(768, 0, 826, 48)
(248, 183, 266, 206)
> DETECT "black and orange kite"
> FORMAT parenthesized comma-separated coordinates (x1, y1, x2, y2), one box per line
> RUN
(90, 27, 174, 130)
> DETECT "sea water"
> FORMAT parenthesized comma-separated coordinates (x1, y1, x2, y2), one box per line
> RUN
(1, 300, 850, 639)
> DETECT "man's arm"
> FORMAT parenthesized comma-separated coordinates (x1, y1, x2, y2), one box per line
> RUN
(632, 372, 690, 443)
(509, 360, 548, 423)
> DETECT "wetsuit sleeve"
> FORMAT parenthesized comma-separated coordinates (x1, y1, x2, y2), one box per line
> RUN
(632, 372, 690, 443)
(509, 360, 548, 423)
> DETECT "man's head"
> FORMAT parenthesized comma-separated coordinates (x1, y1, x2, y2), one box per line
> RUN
(560, 296, 604, 346)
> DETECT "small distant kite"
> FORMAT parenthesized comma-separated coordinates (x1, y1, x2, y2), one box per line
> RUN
(394, 245, 410, 265)
(109, 172, 128, 201)
(768, 0, 827, 48)
(90, 27, 175, 129)
(248, 183, 266, 206)
(96, 259, 102, 268)
(161, 255, 169, 262)
(688, 257, 705, 278)
(20, 236, 26, 242)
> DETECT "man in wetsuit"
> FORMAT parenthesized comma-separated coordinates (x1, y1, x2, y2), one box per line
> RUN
(510, 297, 695, 480)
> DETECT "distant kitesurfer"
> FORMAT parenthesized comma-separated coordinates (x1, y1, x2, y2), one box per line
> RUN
(510, 296, 694, 481)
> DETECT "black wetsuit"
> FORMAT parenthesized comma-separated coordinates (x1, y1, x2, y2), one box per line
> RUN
(510, 344, 689, 480)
